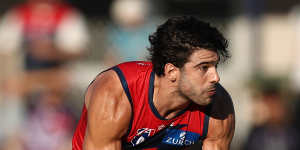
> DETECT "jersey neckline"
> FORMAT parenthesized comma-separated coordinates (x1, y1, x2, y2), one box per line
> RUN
(148, 70, 189, 120)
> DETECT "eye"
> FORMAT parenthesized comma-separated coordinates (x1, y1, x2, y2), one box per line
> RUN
(200, 65, 209, 71)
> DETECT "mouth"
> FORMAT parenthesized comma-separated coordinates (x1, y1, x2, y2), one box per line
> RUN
(207, 87, 216, 96)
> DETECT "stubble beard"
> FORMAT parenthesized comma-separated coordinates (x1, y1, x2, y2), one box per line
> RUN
(178, 71, 213, 106)
(178, 81, 212, 106)
(177, 88, 213, 106)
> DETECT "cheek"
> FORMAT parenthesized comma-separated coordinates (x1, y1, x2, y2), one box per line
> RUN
(180, 75, 205, 95)
(179, 70, 207, 92)
(178, 76, 189, 91)
(188, 76, 206, 90)
(178, 75, 192, 94)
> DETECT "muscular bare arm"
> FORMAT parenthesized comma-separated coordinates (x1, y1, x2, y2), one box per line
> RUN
(202, 84, 235, 150)
(83, 70, 132, 150)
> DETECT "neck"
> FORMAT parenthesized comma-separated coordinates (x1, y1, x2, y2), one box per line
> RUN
(153, 75, 191, 119)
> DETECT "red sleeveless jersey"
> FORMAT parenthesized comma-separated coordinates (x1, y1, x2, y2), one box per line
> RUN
(72, 61, 210, 150)
(16, 2, 72, 37)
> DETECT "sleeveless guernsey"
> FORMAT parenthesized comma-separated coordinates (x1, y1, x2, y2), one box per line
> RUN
(72, 61, 210, 150)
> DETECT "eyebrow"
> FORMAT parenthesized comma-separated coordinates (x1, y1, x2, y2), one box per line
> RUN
(193, 61, 219, 68)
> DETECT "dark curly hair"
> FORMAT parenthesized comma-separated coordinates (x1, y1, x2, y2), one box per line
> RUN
(148, 16, 230, 76)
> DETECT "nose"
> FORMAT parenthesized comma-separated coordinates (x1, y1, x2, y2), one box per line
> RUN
(210, 67, 220, 84)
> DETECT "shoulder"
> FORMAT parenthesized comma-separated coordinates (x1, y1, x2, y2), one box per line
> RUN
(85, 68, 132, 131)
(113, 61, 153, 82)
(85, 69, 127, 109)
(212, 83, 234, 116)
(117, 61, 153, 72)
(203, 83, 235, 149)
(82, 69, 132, 148)
(209, 83, 235, 126)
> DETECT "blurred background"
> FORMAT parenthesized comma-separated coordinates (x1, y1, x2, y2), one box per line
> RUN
(1, 0, 300, 150)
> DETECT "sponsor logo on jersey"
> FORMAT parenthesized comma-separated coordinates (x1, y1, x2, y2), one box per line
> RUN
(162, 129, 200, 146)
(127, 125, 201, 149)
(131, 128, 155, 146)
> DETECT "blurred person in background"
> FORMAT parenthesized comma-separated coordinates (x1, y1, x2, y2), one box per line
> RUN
(0, 0, 89, 149)
(1, 89, 76, 150)
(0, 0, 89, 93)
(103, 0, 158, 66)
(243, 82, 299, 150)
(20, 89, 75, 150)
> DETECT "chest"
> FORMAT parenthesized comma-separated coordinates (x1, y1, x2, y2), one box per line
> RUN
(113, 64, 209, 149)
(126, 108, 208, 148)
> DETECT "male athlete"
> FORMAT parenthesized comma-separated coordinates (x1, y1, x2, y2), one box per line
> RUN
(72, 16, 235, 150)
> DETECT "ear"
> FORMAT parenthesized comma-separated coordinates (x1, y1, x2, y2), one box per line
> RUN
(164, 63, 179, 82)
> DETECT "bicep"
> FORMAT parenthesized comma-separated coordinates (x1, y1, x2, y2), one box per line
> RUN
(83, 70, 132, 150)
(202, 113, 235, 150)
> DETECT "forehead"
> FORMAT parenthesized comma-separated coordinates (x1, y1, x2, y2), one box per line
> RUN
(187, 48, 219, 63)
